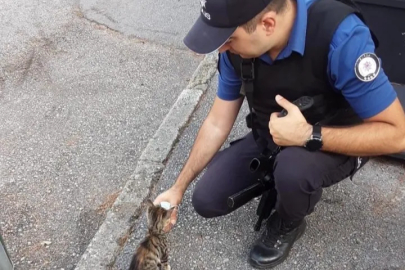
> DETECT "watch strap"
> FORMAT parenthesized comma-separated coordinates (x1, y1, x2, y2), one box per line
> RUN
(312, 124, 322, 138)
(304, 124, 323, 151)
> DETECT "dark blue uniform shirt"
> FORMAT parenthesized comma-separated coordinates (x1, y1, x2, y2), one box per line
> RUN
(217, 0, 397, 119)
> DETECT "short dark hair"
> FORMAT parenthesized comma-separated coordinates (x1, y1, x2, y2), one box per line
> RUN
(241, 0, 289, 33)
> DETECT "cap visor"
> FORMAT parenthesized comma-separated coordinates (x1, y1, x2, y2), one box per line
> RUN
(184, 16, 236, 54)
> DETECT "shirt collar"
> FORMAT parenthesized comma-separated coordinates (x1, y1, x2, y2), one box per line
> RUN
(287, 0, 307, 56)
(260, 0, 308, 62)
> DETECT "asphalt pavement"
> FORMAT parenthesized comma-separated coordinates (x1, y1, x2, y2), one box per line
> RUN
(0, 0, 202, 269)
(1, 0, 405, 269)
(80, 0, 200, 50)
(115, 75, 405, 270)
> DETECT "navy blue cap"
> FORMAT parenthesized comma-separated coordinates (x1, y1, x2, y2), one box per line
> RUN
(184, 0, 272, 54)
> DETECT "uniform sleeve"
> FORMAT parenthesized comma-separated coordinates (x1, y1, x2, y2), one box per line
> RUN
(327, 14, 397, 119)
(217, 52, 243, 101)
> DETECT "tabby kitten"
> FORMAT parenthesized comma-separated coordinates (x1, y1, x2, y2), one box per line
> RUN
(128, 199, 175, 270)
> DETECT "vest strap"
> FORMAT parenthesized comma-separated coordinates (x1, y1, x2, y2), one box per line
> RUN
(240, 58, 275, 157)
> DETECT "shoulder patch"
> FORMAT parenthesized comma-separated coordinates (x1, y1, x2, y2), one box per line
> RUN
(354, 53, 381, 82)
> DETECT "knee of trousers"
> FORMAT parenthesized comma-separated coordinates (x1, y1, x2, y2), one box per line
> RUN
(191, 184, 224, 219)
(273, 147, 319, 197)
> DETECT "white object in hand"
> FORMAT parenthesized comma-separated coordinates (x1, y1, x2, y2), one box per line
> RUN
(160, 201, 171, 210)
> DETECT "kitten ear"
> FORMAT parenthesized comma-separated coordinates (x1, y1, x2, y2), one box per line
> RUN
(146, 199, 155, 208)
(146, 200, 157, 226)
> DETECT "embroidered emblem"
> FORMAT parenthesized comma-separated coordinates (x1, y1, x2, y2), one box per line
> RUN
(354, 53, 380, 82)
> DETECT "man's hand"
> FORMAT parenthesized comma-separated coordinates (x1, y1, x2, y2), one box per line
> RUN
(153, 186, 183, 232)
(269, 95, 312, 147)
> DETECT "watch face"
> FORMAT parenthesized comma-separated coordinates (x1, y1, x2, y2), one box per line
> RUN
(306, 138, 323, 151)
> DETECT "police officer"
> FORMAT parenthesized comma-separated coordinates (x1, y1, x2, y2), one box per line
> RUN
(154, 0, 405, 268)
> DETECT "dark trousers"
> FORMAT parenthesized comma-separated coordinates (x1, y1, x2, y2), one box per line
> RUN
(192, 132, 363, 222)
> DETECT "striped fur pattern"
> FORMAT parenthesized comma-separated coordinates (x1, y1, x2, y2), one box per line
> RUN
(128, 199, 174, 270)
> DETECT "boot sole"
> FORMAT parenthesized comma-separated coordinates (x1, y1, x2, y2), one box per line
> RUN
(248, 220, 307, 269)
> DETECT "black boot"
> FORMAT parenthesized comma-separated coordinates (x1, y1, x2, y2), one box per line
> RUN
(248, 211, 307, 269)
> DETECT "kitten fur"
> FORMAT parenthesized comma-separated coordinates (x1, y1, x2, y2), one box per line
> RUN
(128, 199, 174, 270)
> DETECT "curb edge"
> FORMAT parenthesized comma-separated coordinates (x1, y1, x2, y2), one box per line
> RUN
(74, 52, 218, 270)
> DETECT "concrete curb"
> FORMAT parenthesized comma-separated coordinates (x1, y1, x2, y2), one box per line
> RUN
(74, 52, 218, 270)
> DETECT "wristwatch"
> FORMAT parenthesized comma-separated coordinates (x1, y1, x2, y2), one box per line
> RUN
(304, 125, 323, 151)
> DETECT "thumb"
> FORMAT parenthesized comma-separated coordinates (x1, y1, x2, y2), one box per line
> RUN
(275, 95, 295, 111)
(153, 196, 162, 205)
(153, 193, 167, 205)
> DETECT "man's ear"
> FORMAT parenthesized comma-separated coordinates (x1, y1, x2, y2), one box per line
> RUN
(261, 12, 276, 35)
